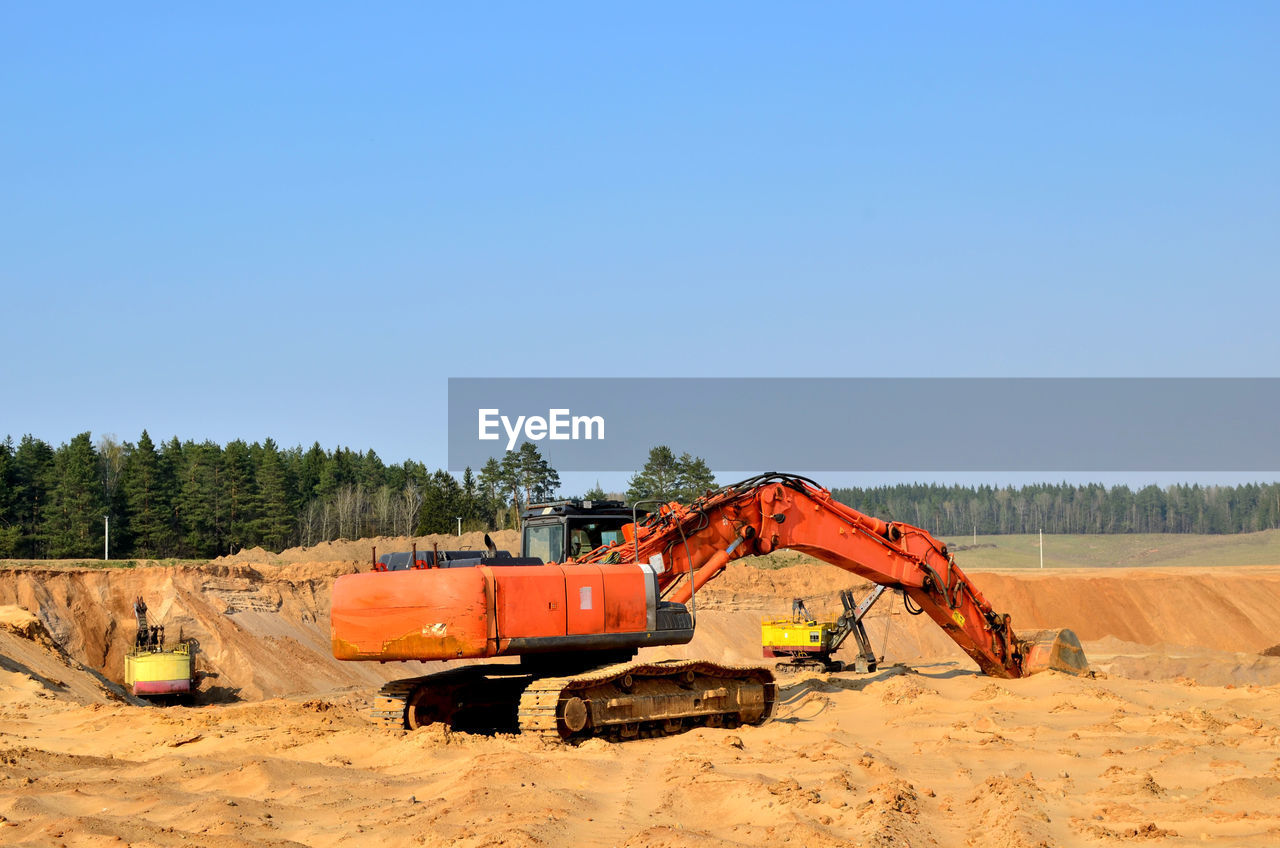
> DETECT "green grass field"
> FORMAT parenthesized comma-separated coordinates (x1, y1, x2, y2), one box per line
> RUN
(939, 528, 1280, 570)
(746, 528, 1280, 571)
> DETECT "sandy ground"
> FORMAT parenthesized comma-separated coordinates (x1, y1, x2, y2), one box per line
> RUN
(2, 548, 1280, 847)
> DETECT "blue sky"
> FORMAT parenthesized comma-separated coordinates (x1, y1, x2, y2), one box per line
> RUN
(2, 3, 1277, 492)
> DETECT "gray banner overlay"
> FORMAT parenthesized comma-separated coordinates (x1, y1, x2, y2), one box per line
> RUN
(448, 378, 1280, 473)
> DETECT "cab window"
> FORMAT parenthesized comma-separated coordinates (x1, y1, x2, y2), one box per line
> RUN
(523, 524, 563, 564)
(565, 519, 630, 557)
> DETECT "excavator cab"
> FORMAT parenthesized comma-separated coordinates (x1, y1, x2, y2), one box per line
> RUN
(521, 499, 644, 562)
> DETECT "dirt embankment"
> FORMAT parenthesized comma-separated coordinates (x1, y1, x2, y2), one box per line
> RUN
(211, 530, 521, 567)
(970, 567, 1280, 654)
(0, 561, 363, 702)
(0, 532, 521, 703)
(0, 607, 137, 707)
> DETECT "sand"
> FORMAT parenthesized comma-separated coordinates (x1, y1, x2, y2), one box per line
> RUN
(2, 550, 1280, 846)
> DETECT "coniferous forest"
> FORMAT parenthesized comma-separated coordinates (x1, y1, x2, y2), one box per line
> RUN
(830, 482, 1280, 537)
(1, 431, 1278, 560)
(0, 432, 558, 559)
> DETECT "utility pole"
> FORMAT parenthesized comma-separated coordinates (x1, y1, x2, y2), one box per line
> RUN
(1039, 528, 1044, 570)
(104, 516, 110, 561)
(456, 517, 462, 537)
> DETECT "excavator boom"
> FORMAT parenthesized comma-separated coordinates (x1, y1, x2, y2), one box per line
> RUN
(583, 473, 1084, 678)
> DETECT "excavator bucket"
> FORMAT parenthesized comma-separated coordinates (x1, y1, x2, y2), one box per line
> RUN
(1016, 628, 1090, 677)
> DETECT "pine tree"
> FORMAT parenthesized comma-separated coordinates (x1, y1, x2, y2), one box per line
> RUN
(254, 439, 294, 551)
(491, 444, 560, 528)
(417, 470, 464, 534)
(626, 446, 681, 504)
(296, 442, 327, 503)
(498, 451, 524, 523)
(460, 466, 482, 529)
(674, 452, 715, 501)
(21, 427, 1280, 560)
(357, 450, 385, 490)
(477, 457, 506, 527)
(0, 437, 17, 556)
(122, 431, 169, 556)
(519, 442, 560, 504)
(11, 435, 55, 557)
(177, 440, 223, 557)
(626, 447, 715, 504)
(155, 437, 187, 556)
(317, 447, 356, 499)
(46, 433, 105, 558)
(222, 439, 256, 553)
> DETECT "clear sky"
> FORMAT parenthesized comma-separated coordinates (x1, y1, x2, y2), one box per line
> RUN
(2, 3, 1277, 492)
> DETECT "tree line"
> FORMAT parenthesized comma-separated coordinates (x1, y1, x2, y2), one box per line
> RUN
(0, 432, 559, 559)
(830, 481, 1280, 536)
(4, 430, 1277, 561)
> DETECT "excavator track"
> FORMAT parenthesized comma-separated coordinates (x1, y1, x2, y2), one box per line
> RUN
(372, 677, 420, 725)
(372, 665, 533, 731)
(517, 659, 777, 744)
(372, 660, 777, 744)
(774, 658, 845, 674)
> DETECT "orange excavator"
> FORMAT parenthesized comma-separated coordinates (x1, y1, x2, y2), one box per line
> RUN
(331, 473, 1087, 742)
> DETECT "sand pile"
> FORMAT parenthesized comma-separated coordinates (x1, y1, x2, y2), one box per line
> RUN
(212, 530, 521, 566)
(971, 566, 1280, 653)
(0, 605, 135, 707)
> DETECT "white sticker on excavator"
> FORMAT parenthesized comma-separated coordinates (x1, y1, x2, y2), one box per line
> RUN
(636, 561, 658, 630)
(648, 553, 665, 574)
(579, 586, 593, 610)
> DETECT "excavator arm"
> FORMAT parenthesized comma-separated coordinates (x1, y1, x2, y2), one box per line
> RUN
(581, 473, 1082, 679)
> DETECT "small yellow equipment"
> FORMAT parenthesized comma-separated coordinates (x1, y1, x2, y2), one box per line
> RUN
(125, 641, 194, 697)
(125, 596, 195, 699)
(762, 587, 886, 673)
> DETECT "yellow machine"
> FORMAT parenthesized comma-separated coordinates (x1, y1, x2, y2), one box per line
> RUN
(761, 617, 840, 650)
(125, 641, 194, 697)
(762, 588, 886, 673)
(125, 597, 195, 699)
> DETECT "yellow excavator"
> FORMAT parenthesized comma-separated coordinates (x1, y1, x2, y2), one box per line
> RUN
(123, 597, 195, 700)
(762, 587, 887, 674)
